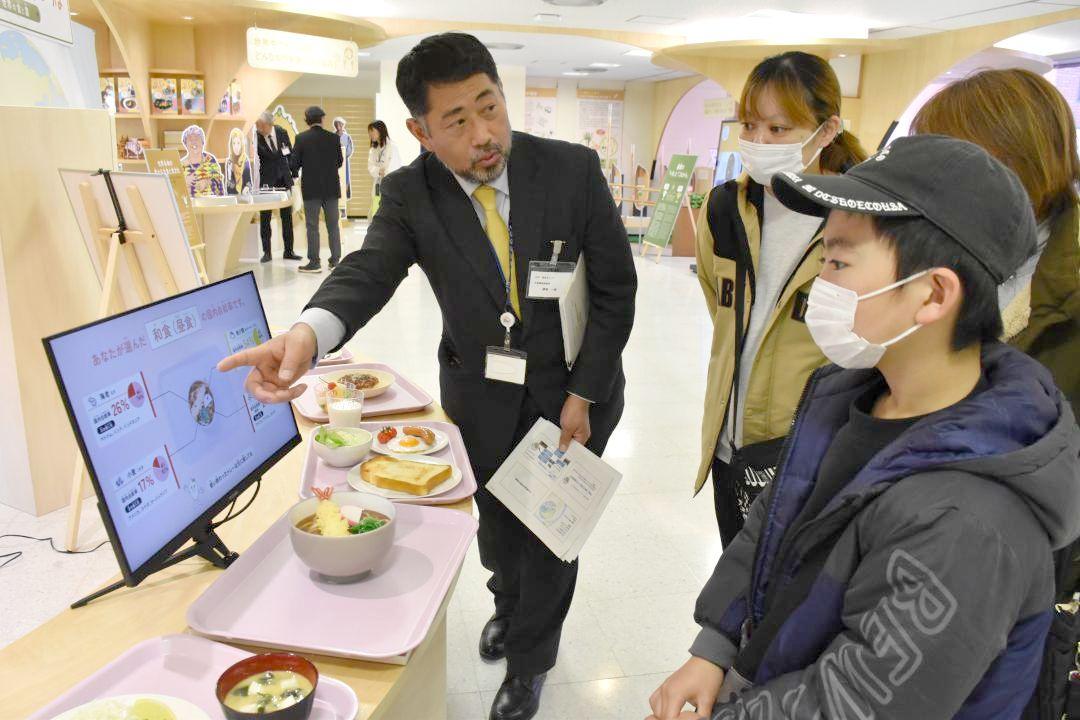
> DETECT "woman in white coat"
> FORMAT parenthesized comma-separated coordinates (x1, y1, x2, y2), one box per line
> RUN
(367, 120, 400, 216)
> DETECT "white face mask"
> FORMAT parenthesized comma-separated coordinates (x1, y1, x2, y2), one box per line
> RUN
(738, 123, 826, 186)
(805, 270, 930, 369)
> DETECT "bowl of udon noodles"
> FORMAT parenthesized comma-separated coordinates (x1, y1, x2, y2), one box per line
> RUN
(288, 488, 396, 581)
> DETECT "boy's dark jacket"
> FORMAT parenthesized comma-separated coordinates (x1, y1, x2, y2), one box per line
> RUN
(692, 342, 1080, 719)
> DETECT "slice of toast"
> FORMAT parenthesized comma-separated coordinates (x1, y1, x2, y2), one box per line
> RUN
(360, 456, 452, 496)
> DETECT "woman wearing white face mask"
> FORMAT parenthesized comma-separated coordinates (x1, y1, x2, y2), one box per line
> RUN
(694, 51, 868, 544)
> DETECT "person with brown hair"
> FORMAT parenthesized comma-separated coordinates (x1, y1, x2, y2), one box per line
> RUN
(911, 68, 1079, 414)
(694, 51, 868, 544)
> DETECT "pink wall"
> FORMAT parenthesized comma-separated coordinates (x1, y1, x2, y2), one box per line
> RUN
(656, 79, 730, 170)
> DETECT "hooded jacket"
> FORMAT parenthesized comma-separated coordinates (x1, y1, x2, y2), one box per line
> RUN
(690, 343, 1080, 719)
(694, 176, 827, 493)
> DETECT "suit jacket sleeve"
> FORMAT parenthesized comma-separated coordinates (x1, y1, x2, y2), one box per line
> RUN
(289, 133, 302, 177)
(302, 171, 416, 349)
(566, 148, 637, 403)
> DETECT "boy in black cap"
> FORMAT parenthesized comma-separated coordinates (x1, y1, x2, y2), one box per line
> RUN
(290, 104, 344, 273)
(648, 135, 1080, 720)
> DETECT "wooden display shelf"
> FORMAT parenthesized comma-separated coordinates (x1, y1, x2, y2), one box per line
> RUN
(148, 68, 204, 76)
(152, 113, 208, 120)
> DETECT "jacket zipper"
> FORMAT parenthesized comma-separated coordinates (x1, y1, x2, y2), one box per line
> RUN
(773, 233, 823, 310)
(747, 366, 823, 627)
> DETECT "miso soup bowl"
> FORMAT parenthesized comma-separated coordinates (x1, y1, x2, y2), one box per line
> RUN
(288, 491, 396, 581)
(216, 652, 318, 720)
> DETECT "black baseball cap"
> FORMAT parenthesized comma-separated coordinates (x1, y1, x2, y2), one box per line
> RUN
(304, 105, 326, 125)
(771, 134, 1037, 285)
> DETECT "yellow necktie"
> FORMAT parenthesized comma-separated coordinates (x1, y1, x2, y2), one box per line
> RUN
(474, 184, 520, 317)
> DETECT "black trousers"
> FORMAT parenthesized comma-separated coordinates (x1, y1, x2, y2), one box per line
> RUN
(259, 207, 294, 256)
(473, 394, 579, 677)
(712, 457, 747, 548)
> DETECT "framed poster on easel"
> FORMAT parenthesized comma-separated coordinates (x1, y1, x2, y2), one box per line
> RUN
(58, 169, 204, 548)
(640, 154, 698, 262)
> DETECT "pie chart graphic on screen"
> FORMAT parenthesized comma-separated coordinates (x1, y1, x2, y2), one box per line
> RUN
(152, 455, 170, 482)
(127, 381, 146, 408)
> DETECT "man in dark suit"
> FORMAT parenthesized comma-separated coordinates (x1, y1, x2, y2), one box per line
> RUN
(289, 105, 343, 273)
(218, 33, 636, 720)
(254, 112, 301, 263)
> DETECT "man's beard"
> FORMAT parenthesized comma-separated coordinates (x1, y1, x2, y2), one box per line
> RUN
(452, 138, 512, 184)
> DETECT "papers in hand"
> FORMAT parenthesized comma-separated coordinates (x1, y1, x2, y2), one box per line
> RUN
(559, 256, 588, 368)
(486, 418, 621, 562)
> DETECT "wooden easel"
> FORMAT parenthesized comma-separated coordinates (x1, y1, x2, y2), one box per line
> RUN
(610, 179, 698, 264)
(65, 172, 181, 551)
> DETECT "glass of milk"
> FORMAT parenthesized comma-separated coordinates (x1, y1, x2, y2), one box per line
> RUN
(327, 381, 365, 426)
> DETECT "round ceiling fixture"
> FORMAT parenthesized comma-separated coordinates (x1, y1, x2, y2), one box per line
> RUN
(485, 42, 525, 50)
(543, 0, 607, 6)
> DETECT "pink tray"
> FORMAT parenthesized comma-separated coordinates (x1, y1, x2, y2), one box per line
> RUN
(292, 362, 433, 422)
(299, 421, 477, 506)
(187, 504, 477, 663)
(30, 634, 359, 719)
(318, 348, 355, 366)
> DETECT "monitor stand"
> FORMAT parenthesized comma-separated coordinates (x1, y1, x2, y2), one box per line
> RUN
(71, 506, 240, 609)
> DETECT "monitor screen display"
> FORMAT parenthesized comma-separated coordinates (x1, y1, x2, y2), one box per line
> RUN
(44, 272, 299, 576)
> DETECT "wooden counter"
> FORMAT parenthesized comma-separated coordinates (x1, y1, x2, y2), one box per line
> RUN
(0, 398, 471, 720)
(194, 196, 294, 282)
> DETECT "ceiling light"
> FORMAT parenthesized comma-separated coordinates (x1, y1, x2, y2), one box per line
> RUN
(590, 62, 620, 68)
(357, 51, 371, 57)
(181, 15, 194, 20)
(837, 53, 847, 58)
(572, 67, 606, 73)
(543, 0, 607, 6)
(534, 13, 562, 22)
(627, 15, 684, 25)
(69, 11, 79, 16)
(485, 42, 525, 51)
(563, 71, 588, 76)
(623, 48, 653, 58)
(683, 10, 868, 43)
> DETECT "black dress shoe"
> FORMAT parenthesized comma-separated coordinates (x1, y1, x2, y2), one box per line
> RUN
(260, 253, 272, 263)
(297, 262, 322, 273)
(479, 614, 510, 661)
(283, 252, 303, 261)
(489, 673, 546, 720)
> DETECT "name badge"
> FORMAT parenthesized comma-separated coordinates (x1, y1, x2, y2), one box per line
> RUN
(485, 347, 527, 385)
(527, 261, 576, 300)
(281, 147, 291, 156)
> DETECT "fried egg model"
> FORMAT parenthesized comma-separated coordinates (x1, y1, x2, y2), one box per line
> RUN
(385, 434, 431, 453)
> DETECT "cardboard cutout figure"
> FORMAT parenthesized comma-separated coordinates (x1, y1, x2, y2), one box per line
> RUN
(180, 125, 224, 197)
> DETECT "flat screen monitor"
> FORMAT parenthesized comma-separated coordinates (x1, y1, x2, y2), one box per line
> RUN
(44, 272, 300, 583)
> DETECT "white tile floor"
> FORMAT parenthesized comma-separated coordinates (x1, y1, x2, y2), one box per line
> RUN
(0, 220, 721, 720)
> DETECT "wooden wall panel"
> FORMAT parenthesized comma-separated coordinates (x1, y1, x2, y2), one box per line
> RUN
(274, 95, 376, 218)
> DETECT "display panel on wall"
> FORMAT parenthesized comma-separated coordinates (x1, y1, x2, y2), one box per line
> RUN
(577, 88, 623, 171)
(525, 88, 557, 139)
(0, 0, 73, 44)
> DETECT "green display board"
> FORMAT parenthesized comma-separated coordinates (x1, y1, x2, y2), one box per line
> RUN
(642, 154, 697, 250)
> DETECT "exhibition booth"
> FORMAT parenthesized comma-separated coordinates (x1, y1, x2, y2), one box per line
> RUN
(1, 0, 1080, 717)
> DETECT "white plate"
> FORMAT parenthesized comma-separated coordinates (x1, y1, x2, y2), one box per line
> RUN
(52, 694, 210, 720)
(347, 455, 463, 500)
(372, 426, 450, 456)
